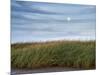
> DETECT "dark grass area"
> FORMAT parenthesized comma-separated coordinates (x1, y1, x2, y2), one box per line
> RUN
(11, 40, 96, 70)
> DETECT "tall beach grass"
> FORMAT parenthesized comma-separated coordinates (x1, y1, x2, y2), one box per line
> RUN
(11, 40, 96, 69)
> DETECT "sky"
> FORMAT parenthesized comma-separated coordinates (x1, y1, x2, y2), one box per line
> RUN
(11, 0, 96, 43)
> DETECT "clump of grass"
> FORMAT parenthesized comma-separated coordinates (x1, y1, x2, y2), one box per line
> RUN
(11, 40, 96, 69)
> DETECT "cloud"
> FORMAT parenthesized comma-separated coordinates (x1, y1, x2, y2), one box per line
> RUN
(11, 1, 96, 43)
(12, 1, 61, 15)
(11, 1, 96, 26)
(12, 1, 96, 15)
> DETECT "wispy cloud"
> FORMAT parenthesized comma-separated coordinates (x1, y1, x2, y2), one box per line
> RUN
(11, 1, 96, 43)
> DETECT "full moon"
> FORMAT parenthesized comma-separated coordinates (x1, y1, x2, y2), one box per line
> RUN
(67, 17, 71, 22)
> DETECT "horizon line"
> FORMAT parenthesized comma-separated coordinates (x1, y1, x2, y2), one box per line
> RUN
(11, 39, 96, 44)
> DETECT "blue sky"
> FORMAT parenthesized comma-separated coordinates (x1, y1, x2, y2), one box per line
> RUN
(11, 0, 96, 43)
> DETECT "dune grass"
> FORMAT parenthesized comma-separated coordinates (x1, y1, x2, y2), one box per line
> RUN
(11, 40, 96, 69)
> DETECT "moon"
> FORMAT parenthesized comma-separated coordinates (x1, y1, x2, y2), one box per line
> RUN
(67, 17, 71, 22)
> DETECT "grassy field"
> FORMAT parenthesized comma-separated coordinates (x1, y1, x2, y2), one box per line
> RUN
(11, 40, 96, 69)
